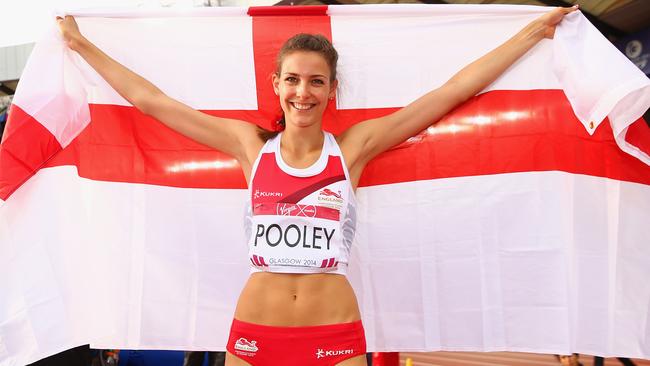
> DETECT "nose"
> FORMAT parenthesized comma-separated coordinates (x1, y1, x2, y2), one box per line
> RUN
(296, 80, 310, 98)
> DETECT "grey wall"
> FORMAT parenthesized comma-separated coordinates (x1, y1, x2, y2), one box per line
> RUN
(0, 43, 34, 82)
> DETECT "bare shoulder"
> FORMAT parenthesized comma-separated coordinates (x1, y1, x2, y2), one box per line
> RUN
(335, 128, 368, 189)
(336, 118, 380, 168)
(335, 131, 357, 170)
(241, 126, 265, 163)
(235, 123, 266, 180)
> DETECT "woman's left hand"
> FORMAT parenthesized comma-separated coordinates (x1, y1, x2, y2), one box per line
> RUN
(538, 5, 580, 39)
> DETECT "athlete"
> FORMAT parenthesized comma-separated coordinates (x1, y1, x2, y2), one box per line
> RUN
(58, 5, 578, 365)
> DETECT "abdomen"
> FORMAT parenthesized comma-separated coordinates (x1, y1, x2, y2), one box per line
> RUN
(233, 272, 361, 326)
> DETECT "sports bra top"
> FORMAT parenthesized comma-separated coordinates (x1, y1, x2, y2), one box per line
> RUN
(244, 132, 357, 275)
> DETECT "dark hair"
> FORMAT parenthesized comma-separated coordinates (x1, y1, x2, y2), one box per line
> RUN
(258, 33, 339, 141)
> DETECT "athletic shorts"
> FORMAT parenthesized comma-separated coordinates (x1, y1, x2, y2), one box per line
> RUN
(226, 318, 366, 366)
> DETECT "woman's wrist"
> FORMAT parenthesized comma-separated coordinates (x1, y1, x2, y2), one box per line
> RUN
(521, 18, 547, 45)
(69, 34, 89, 53)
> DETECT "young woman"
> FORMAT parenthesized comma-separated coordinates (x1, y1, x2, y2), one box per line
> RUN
(58, 5, 577, 366)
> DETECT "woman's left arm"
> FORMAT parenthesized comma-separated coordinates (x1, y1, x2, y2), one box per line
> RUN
(339, 6, 578, 178)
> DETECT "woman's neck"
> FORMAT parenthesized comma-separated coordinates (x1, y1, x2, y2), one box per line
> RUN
(281, 125, 324, 156)
(279, 125, 325, 169)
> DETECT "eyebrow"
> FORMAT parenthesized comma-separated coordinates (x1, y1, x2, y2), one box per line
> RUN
(283, 72, 328, 79)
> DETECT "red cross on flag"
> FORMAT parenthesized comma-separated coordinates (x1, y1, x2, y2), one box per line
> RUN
(1, 5, 649, 365)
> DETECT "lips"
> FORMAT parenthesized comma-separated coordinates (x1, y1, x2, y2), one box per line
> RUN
(290, 102, 315, 111)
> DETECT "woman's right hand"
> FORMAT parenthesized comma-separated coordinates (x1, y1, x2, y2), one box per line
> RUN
(57, 15, 84, 51)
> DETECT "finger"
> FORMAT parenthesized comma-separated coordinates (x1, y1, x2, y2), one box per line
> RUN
(564, 4, 579, 14)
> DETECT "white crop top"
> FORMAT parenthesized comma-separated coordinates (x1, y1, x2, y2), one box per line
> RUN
(244, 132, 357, 275)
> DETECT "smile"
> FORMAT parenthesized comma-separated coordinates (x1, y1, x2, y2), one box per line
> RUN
(290, 102, 315, 111)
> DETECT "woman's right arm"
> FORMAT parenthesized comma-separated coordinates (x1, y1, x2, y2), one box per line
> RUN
(58, 16, 262, 166)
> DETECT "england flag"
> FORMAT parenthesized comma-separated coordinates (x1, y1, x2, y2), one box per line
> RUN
(1, 5, 650, 365)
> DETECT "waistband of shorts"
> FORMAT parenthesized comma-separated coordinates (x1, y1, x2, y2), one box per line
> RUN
(250, 263, 348, 275)
(231, 318, 364, 335)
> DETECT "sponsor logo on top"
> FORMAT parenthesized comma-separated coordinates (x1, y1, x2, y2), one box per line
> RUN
(316, 348, 354, 359)
(320, 188, 342, 199)
(234, 338, 259, 353)
(318, 188, 343, 209)
(254, 189, 283, 199)
(276, 203, 317, 217)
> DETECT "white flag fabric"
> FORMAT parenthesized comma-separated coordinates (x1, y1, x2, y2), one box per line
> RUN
(1, 5, 650, 365)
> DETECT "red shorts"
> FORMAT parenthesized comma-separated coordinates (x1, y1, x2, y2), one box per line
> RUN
(226, 319, 366, 366)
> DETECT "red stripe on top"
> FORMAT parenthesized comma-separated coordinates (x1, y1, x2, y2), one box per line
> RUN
(248, 6, 328, 17)
(251, 153, 346, 204)
(0, 105, 62, 200)
(625, 118, 650, 158)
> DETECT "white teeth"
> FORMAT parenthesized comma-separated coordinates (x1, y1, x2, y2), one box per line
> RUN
(291, 102, 314, 110)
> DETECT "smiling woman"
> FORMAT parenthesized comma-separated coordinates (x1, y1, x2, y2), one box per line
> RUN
(274, 51, 334, 126)
(267, 34, 339, 135)
(54, 6, 579, 365)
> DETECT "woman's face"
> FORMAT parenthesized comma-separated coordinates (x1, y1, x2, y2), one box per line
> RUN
(273, 51, 337, 130)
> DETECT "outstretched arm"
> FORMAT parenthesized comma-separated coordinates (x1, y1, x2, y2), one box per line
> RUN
(57, 16, 263, 169)
(339, 6, 579, 184)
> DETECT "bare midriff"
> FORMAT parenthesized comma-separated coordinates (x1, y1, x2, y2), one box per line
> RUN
(233, 272, 361, 326)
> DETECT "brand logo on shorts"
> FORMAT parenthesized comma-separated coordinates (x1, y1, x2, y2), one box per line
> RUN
(234, 338, 259, 353)
(315, 348, 354, 359)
